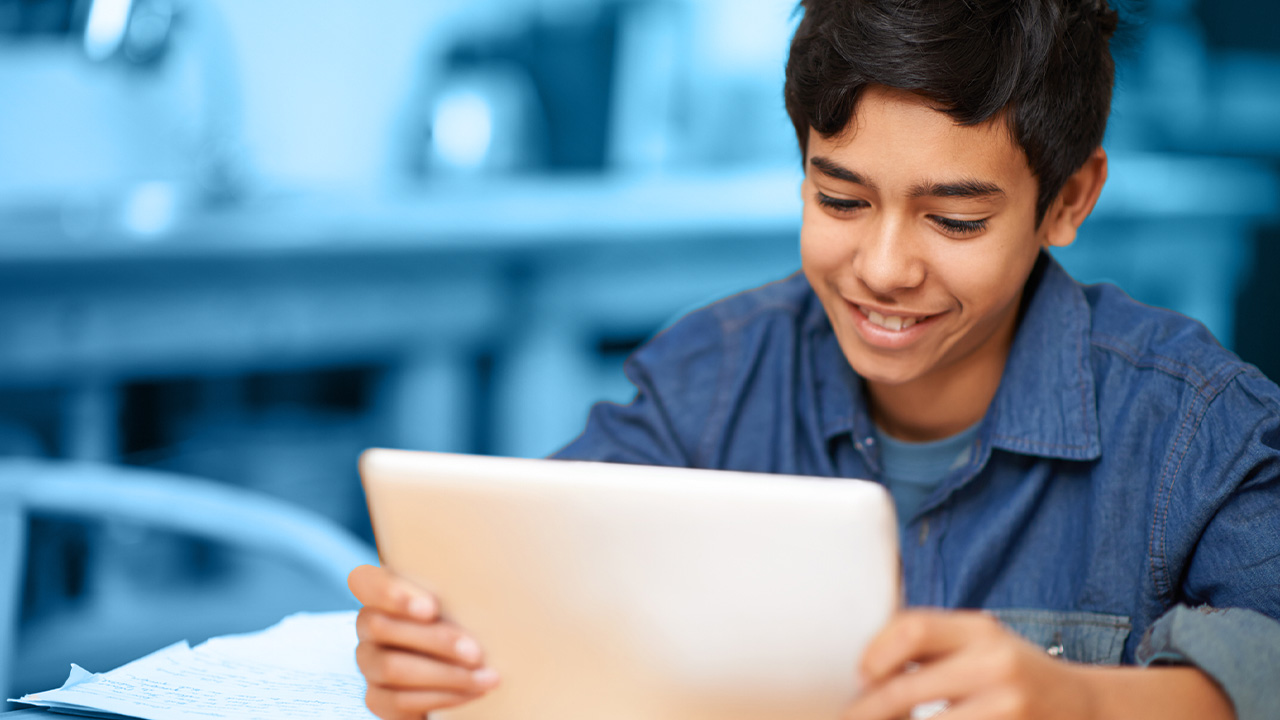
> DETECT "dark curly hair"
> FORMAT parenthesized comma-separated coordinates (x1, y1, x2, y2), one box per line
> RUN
(784, 0, 1120, 224)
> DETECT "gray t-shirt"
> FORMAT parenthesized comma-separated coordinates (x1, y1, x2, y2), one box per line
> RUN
(873, 421, 981, 525)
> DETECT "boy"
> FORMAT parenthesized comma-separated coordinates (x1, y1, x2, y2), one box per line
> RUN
(349, 1, 1280, 718)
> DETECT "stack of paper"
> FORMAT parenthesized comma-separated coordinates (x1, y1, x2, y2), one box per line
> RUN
(10, 611, 376, 720)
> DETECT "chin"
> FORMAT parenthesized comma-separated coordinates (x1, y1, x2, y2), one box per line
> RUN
(846, 356, 928, 387)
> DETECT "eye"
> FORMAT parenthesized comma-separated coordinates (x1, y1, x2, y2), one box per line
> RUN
(816, 192, 868, 214)
(929, 215, 989, 236)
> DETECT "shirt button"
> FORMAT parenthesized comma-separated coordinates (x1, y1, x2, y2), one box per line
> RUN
(1047, 631, 1065, 658)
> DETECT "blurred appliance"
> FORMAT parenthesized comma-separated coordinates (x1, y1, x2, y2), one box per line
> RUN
(411, 3, 624, 177)
(83, 0, 176, 65)
(0, 0, 175, 64)
(0, 0, 244, 234)
(423, 64, 548, 175)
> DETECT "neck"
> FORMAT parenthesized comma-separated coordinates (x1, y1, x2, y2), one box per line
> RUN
(866, 296, 1022, 443)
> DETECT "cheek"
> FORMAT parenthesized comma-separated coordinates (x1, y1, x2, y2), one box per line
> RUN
(799, 211, 850, 278)
(934, 235, 1038, 314)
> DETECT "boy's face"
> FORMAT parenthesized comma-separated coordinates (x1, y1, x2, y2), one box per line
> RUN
(800, 85, 1056, 389)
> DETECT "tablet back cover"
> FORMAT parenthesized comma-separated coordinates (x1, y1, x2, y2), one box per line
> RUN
(361, 449, 899, 720)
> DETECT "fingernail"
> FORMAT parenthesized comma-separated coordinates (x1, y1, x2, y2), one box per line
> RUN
(473, 668, 500, 689)
(408, 596, 435, 619)
(456, 636, 482, 663)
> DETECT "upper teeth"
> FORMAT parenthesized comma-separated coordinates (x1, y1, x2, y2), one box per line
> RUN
(862, 307, 919, 331)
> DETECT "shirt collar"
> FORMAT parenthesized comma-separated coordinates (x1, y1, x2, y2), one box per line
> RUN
(987, 252, 1101, 460)
(810, 303, 871, 447)
(813, 251, 1101, 461)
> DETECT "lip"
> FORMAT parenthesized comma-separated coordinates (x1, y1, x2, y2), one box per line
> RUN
(846, 300, 946, 350)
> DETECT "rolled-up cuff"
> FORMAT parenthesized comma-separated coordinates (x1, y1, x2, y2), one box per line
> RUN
(1137, 605, 1280, 720)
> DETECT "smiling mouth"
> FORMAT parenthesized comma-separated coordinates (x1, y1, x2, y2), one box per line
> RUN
(857, 305, 939, 332)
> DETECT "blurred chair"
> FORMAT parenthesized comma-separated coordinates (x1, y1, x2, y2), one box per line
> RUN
(0, 458, 378, 701)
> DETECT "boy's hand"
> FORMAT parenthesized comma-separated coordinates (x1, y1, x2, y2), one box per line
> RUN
(348, 564, 500, 720)
(844, 609, 1094, 720)
(844, 609, 1234, 720)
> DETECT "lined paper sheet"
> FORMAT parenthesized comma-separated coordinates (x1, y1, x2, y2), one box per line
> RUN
(10, 611, 375, 720)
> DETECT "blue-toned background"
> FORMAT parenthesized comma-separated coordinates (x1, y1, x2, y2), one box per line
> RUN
(1, 0, 1277, 706)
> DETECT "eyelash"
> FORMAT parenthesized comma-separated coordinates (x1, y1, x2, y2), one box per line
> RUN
(931, 216, 988, 235)
(816, 192, 990, 236)
(816, 193, 867, 213)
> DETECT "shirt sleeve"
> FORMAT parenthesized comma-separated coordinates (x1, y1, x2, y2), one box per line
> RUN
(1141, 368, 1280, 720)
(551, 303, 727, 468)
(1137, 605, 1280, 720)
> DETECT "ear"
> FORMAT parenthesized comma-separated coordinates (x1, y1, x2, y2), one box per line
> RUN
(1041, 146, 1108, 249)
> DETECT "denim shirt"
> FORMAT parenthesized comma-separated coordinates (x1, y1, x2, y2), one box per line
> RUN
(554, 252, 1280, 719)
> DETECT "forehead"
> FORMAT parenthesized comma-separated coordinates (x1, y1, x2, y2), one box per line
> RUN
(809, 86, 1032, 189)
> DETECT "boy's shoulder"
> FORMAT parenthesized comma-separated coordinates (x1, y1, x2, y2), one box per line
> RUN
(998, 256, 1276, 466)
(1081, 281, 1271, 401)
(696, 271, 826, 335)
(648, 271, 825, 351)
(625, 272, 831, 409)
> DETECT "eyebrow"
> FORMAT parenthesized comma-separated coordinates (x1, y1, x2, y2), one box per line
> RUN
(809, 155, 1006, 200)
(907, 178, 1006, 200)
(809, 156, 876, 189)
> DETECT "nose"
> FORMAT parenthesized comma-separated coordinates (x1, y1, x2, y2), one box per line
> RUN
(852, 215, 926, 298)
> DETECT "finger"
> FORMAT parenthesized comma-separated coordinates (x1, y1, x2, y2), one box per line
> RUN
(356, 643, 501, 694)
(845, 652, 987, 720)
(364, 684, 480, 720)
(356, 611, 486, 669)
(861, 610, 1004, 684)
(348, 564, 439, 621)
(918, 688, 1030, 720)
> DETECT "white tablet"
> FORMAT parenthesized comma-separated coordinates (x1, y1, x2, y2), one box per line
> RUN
(359, 448, 900, 720)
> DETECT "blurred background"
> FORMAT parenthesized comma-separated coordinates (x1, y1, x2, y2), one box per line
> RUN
(0, 0, 1277, 706)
